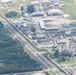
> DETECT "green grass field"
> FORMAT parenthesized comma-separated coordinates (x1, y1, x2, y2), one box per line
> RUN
(60, 0, 76, 20)
(70, 22, 76, 27)
(63, 4, 76, 20)
(16, 73, 30, 75)
(56, 58, 76, 65)
(60, 0, 74, 3)
(0, 9, 8, 15)
(46, 71, 55, 75)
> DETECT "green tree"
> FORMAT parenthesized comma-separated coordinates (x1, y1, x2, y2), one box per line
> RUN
(27, 5, 35, 13)
(58, 56, 66, 63)
(0, 22, 42, 74)
(31, 26, 36, 32)
(5, 11, 18, 18)
(54, 50, 59, 58)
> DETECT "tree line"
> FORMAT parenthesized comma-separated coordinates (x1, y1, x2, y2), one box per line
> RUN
(0, 21, 42, 74)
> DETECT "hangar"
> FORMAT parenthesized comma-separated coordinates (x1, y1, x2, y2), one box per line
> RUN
(1, 0, 13, 4)
(30, 12, 44, 17)
(47, 9, 63, 16)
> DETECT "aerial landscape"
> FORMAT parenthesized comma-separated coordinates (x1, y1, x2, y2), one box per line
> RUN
(0, 0, 76, 75)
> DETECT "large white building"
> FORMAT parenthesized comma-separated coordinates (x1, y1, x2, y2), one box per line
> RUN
(30, 1, 40, 5)
(47, 9, 63, 16)
(30, 12, 44, 17)
(1, 0, 13, 4)
(38, 20, 45, 30)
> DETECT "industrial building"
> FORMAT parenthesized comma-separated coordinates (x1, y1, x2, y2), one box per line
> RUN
(0, 0, 13, 4)
(47, 9, 63, 16)
(56, 39, 66, 44)
(38, 20, 45, 30)
(30, 12, 44, 17)
(37, 39, 50, 43)
(36, 34, 46, 39)
(45, 27, 59, 31)
(30, 1, 40, 5)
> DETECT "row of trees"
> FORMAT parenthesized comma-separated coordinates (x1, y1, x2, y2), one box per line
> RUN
(5, 11, 18, 18)
(0, 22, 42, 74)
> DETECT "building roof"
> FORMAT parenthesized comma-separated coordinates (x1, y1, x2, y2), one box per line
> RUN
(39, 20, 45, 29)
(30, 12, 44, 16)
(37, 34, 46, 39)
(56, 39, 66, 44)
(30, 1, 40, 5)
(1, 0, 13, 3)
(48, 9, 63, 15)
(62, 14, 69, 18)
(38, 39, 50, 43)
(45, 27, 59, 30)
(65, 31, 71, 36)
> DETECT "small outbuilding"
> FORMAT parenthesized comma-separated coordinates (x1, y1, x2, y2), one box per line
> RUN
(62, 14, 69, 18)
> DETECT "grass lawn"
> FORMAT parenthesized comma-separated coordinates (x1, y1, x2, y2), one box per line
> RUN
(16, 73, 30, 75)
(46, 71, 55, 75)
(63, 4, 76, 20)
(60, 0, 76, 20)
(70, 22, 76, 27)
(56, 58, 76, 65)
(60, 0, 74, 3)
(0, 9, 8, 15)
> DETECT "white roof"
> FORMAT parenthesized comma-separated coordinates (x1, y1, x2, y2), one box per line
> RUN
(48, 9, 63, 14)
(57, 39, 66, 44)
(30, 12, 44, 16)
(1, 0, 13, 2)
(30, 1, 40, 5)
(62, 14, 69, 18)
(31, 12, 44, 15)
(22, 23, 27, 27)
(39, 20, 45, 29)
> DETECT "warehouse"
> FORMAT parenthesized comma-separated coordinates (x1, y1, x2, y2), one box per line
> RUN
(45, 27, 59, 31)
(30, 12, 44, 17)
(47, 9, 63, 16)
(1, 0, 13, 4)
(36, 34, 46, 39)
(56, 39, 66, 44)
(37, 39, 50, 43)
(30, 1, 40, 5)
(38, 20, 45, 30)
